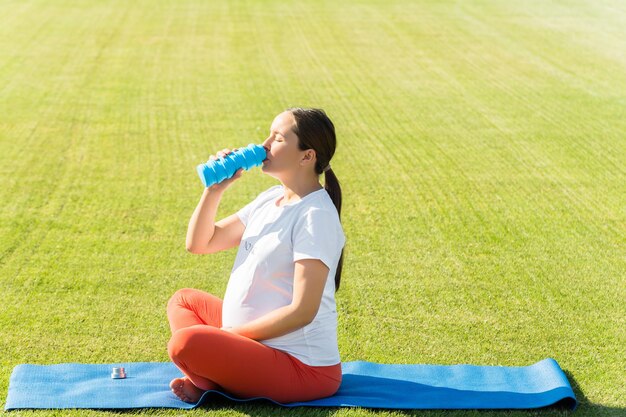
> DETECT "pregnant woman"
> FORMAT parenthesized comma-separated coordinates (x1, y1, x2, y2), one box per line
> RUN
(167, 107, 346, 403)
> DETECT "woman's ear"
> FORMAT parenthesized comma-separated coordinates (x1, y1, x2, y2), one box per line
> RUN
(300, 149, 317, 167)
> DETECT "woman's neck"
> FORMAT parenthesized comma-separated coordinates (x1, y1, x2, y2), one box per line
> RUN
(279, 177, 323, 205)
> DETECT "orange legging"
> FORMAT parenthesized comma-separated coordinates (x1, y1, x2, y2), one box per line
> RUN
(166, 288, 342, 403)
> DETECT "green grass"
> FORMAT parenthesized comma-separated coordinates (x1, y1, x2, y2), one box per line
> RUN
(1, 0, 624, 416)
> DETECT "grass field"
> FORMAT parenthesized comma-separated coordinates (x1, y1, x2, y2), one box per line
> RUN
(1, 0, 624, 416)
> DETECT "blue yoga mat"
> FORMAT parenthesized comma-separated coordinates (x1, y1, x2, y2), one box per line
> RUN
(4, 358, 576, 410)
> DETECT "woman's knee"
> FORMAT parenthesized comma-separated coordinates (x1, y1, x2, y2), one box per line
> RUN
(167, 325, 220, 362)
(166, 288, 221, 310)
(167, 288, 213, 319)
(167, 288, 195, 310)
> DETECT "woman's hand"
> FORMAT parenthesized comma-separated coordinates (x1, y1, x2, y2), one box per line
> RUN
(207, 148, 243, 193)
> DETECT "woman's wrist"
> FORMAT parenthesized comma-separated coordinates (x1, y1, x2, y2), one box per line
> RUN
(220, 326, 241, 336)
(206, 184, 225, 194)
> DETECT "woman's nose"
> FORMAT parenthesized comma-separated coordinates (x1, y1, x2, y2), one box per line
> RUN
(262, 137, 272, 150)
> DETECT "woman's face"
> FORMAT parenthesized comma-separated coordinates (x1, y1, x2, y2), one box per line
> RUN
(261, 111, 313, 178)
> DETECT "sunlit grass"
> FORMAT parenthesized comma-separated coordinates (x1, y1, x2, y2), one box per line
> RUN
(0, 0, 624, 415)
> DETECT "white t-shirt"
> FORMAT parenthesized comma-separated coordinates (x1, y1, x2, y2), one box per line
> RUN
(222, 184, 345, 366)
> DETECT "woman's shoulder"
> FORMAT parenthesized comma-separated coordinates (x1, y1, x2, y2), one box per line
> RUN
(309, 189, 340, 215)
(298, 191, 343, 227)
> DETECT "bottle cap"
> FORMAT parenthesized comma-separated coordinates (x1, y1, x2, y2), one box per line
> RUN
(111, 367, 127, 379)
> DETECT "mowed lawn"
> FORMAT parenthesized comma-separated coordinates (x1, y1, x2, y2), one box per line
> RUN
(0, 0, 624, 416)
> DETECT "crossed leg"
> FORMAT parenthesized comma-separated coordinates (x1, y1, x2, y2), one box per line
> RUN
(166, 288, 341, 403)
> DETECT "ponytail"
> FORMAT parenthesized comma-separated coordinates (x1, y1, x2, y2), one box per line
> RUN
(287, 107, 345, 292)
(324, 168, 344, 291)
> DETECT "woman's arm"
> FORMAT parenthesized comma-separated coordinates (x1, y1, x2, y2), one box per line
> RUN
(223, 259, 330, 340)
(186, 149, 244, 254)
(186, 186, 244, 254)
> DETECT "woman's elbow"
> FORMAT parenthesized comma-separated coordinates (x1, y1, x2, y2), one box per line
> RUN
(186, 243, 207, 254)
(186, 243, 217, 255)
(294, 306, 318, 327)
(185, 242, 197, 253)
(302, 315, 316, 327)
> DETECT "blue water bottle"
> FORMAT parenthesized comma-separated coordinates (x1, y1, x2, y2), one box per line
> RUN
(196, 144, 267, 188)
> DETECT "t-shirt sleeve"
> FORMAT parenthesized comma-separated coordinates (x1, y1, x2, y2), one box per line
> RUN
(236, 199, 256, 227)
(292, 208, 345, 270)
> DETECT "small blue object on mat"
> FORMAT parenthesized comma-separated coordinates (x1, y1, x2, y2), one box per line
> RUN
(4, 358, 576, 410)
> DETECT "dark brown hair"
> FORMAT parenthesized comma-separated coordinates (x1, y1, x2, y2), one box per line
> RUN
(287, 107, 344, 291)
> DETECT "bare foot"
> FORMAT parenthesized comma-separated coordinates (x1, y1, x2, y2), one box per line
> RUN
(169, 377, 204, 403)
